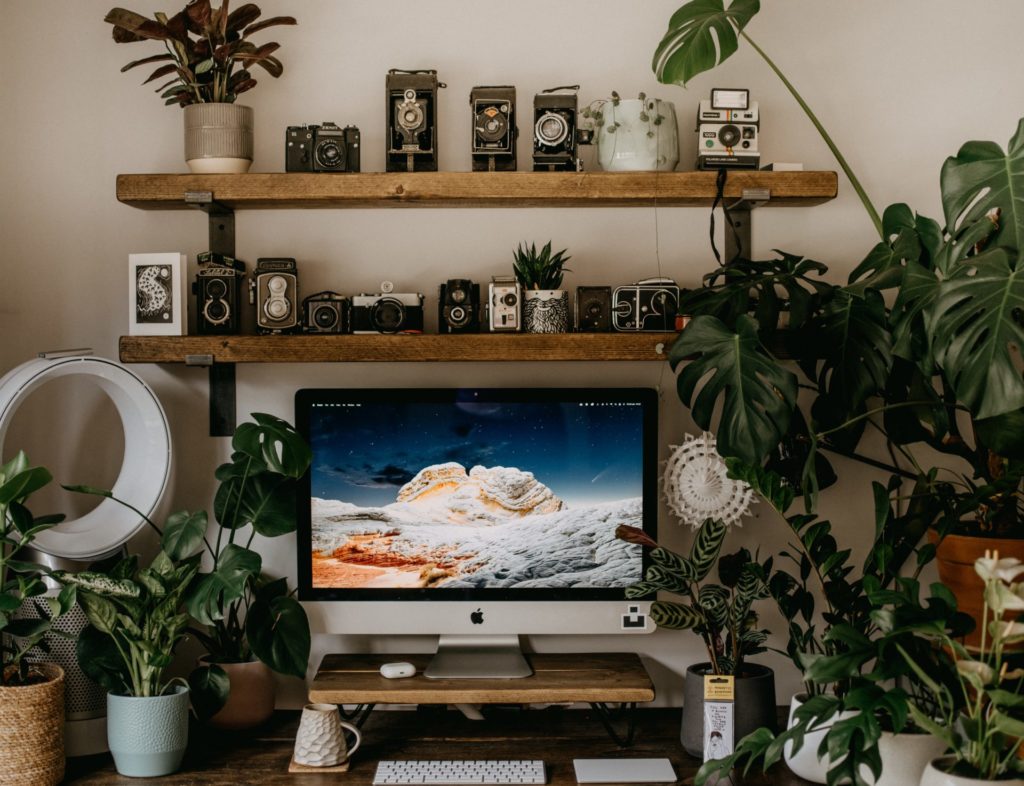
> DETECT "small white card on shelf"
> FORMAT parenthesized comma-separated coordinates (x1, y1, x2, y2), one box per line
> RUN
(128, 252, 187, 336)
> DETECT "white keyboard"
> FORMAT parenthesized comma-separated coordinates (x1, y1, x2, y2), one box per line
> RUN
(373, 760, 546, 785)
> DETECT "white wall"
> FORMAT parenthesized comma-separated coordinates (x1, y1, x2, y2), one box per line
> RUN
(2, 0, 1023, 708)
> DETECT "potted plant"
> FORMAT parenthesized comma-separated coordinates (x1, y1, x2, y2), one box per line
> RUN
(0, 452, 74, 786)
(104, 2, 296, 173)
(617, 520, 777, 758)
(581, 92, 679, 172)
(512, 241, 572, 333)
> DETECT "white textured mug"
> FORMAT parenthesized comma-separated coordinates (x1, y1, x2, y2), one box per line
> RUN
(293, 703, 362, 768)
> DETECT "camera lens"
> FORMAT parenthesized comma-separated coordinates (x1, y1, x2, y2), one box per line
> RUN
(535, 112, 569, 147)
(313, 305, 338, 330)
(719, 124, 741, 148)
(475, 108, 509, 143)
(448, 306, 468, 325)
(587, 302, 602, 317)
(206, 278, 227, 298)
(371, 298, 405, 332)
(203, 299, 229, 325)
(451, 288, 467, 304)
(397, 99, 425, 132)
(315, 140, 344, 169)
(502, 293, 518, 307)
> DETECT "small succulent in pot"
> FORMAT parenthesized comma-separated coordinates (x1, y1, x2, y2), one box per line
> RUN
(512, 241, 572, 291)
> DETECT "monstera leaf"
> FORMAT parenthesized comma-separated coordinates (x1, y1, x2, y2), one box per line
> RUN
(847, 204, 921, 295)
(671, 315, 798, 466)
(652, 0, 760, 86)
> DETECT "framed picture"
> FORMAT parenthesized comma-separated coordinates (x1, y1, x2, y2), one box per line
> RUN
(128, 253, 187, 336)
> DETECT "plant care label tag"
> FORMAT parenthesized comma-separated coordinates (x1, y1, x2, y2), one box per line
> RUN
(703, 675, 735, 764)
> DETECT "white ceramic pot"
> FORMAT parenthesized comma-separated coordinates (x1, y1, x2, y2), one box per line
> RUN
(184, 103, 253, 173)
(293, 703, 362, 768)
(783, 693, 857, 783)
(522, 290, 569, 333)
(920, 757, 1024, 786)
(596, 98, 679, 172)
(874, 731, 948, 786)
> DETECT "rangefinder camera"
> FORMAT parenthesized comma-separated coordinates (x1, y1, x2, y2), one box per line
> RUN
(352, 281, 425, 334)
(697, 88, 759, 170)
(612, 278, 680, 332)
(286, 123, 361, 172)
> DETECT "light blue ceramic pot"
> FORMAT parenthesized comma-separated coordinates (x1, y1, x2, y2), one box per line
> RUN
(107, 686, 190, 777)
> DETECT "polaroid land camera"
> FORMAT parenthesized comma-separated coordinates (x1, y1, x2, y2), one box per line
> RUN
(697, 88, 759, 170)
(387, 69, 444, 172)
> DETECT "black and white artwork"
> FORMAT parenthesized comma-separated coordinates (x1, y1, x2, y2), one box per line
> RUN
(129, 253, 186, 336)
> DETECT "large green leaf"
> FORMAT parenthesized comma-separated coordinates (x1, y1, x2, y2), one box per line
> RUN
(215, 472, 297, 536)
(0, 466, 52, 506)
(188, 663, 230, 720)
(232, 413, 311, 478)
(246, 591, 310, 679)
(846, 204, 920, 295)
(650, 600, 703, 630)
(186, 544, 261, 626)
(931, 248, 1024, 418)
(652, 0, 760, 86)
(161, 510, 207, 560)
(671, 315, 798, 465)
(689, 519, 728, 581)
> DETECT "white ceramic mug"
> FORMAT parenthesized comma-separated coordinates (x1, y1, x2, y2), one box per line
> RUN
(293, 703, 362, 768)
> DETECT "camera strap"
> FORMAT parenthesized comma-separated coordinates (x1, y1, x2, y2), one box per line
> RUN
(709, 168, 744, 266)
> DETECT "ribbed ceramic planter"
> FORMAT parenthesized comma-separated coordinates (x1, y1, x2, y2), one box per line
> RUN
(184, 103, 253, 173)
(680, 662, 777, 758)
(0, 663, 65, 786)
(597, 99, 679, 172)
(920, 757, 1024, 786)
(202, 659, 275, 731)
(522, 290, 569, 333)
(107, 686, 190, 777)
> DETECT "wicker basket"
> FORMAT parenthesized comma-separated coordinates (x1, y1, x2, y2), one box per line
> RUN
(0, 663, 65, 786)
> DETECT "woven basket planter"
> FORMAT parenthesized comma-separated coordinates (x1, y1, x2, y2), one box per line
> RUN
(0, 663, 65, 786)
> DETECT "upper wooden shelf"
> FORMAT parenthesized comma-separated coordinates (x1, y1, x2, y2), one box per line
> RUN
(115, 170, 838, 210)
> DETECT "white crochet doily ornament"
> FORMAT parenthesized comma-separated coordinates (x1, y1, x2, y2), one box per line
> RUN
(663, 432, 754, 528)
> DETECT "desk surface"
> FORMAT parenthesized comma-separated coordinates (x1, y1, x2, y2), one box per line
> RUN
(64, 707, 814, 785)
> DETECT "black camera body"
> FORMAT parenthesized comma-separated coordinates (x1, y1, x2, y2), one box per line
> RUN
(193, 252, 246, 335)
(286, 123, 361, 172)
(575, 286, 613, 332)
(387, 69, 443, 172)
(612, 278, 680, 332)
(533, 86, 582, 171)
(471, 86, 517, 172)
(303, 291, 350, 334)
(250, 258, 299, 334)
(438, 279, 481, 333)
(352, 282, 425, 334)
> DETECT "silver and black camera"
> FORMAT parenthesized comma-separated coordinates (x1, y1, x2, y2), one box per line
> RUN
(387, 69, 444, 172)
(249, 258, 299, 334)
(352, 282, 425, 334)
(487, 276, 522, 332)
(439, 279, 481, 333)
(697, 88, 759, 170)
(193, 252, 246, 335)
(303, 291, 350, 334)
(471, 86, 517, 172)
(575, 286, 613, 332)
(286, 123, 361, 172)
(612, 278, 680, 332)
(533, 85, 584, 171)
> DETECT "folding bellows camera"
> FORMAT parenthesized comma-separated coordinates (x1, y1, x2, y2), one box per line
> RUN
(387, 69, 444, 172)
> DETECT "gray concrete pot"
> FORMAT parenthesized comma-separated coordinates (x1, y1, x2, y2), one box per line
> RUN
(107, 686, 189, 777)
(681, 662, 777, 758)
(184, 103, 253, 173)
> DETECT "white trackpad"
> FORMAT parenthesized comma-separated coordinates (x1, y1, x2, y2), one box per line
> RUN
(573, 758, 677, 783)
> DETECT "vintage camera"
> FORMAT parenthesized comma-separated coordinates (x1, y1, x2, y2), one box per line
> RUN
(286, 123, 361, 172)
(575, 286, 613, 332)
(533, 85, 584, 171)
(697, 88, 759, 170)
(352, 282, 425, 334)
(303, 291, 350, 334)
(439, 279, 481, 333)
(612, 278, 680, 332)
(387, 69, 444, 172)
(249, 258, 299, 334)
(487, 276, 522, 332)
(193, 252, 246, 335)
(471, 86, 517, 172)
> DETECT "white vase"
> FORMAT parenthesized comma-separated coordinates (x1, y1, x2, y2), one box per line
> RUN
(874, 731, 948, 786)
(596, 98, 679, 172)
(522, 290, 569, 333)
(783, 693, 857, 783)
(293, 703, 362, 768)
(920, 757, 1024, 786)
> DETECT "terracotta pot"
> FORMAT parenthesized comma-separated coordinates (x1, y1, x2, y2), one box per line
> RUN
(202, 659, 276, 731)
(920, 756, 1024, 785)
(0, 663, 65, 786)
(680, 662, 777, 758)
(930, 529, 1024, 648)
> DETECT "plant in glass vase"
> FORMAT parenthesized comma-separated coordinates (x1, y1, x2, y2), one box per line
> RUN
(512, 241, 572, 333)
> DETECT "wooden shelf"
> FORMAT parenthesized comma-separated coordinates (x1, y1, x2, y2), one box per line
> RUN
(118, 332, 677, 364)
(116, 170, 838, 210)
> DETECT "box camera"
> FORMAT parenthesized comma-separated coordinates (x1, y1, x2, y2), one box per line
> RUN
(303, 291, 350, 334)
(533, 86, 584, 171)
(193, 252, 246, 335)
(352, 282, 425, 334)
(697, 88, 759, 170)
(286, 123, 361, 172)
(487, 276, 521, 332)
(575, 286, 613, 332)
(249, 258, 299, 334)
(612, 278, 680, 332)
(471, 86, 517, 172)
(387, 69, 444, 172)
(439, 279, 481, 333)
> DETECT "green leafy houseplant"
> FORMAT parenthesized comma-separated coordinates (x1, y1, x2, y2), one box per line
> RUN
(104, 1, 296, 106)
(512, 241, 572, 291)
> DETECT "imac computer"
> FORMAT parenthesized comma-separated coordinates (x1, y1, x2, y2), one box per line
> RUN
(295, 387, 658, 679)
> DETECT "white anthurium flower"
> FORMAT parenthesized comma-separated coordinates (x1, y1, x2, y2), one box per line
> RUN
(986, 582, 1024, 614)
(957, 659, 995, 685)
(995, 620, 1024, 642)
(975, 555, 1024, 583)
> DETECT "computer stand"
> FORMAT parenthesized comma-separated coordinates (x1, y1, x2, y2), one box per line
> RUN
(424, 635, 533, 679)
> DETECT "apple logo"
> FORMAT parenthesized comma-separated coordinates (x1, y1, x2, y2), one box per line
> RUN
(470, 608, 484, 625)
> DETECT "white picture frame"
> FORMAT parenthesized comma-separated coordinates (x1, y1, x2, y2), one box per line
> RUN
(128, 253, 187, 336)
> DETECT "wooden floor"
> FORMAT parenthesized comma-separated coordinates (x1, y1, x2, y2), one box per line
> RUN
(63, 707, 812, 785)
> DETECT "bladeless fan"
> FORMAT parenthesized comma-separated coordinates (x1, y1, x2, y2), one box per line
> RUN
(0, 353, 172, 756)
(662, 432, 754, 529)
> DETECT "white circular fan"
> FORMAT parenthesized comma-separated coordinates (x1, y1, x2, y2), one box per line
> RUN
(663, 432, 754, 528)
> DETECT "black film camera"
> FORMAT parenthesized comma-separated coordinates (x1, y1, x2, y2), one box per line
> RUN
(438, 279, 481, 333)
(387, 69, 444, 172)
(575, 286, 612, 332)
(250, 258, 299, 334)
(612, 278, 680, 332)
(533, 85, 584, 171)
(193, 252, 246, 335)
(286, 123, 361, 172)
(352, 281, 425, 334)
(303, 291, 350, 334)
(471, 86, 517, 172)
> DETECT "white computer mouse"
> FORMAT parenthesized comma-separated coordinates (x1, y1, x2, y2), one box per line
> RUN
(379, 661, 416, 679)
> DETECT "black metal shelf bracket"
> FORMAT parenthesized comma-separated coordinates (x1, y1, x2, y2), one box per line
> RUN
(724, 187, 771, 262)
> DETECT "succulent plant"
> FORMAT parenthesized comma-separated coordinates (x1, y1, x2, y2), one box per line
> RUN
(512, 241, 572, 291)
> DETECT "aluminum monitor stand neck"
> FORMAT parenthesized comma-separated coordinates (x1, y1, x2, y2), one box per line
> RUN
(424, 635, 533, 679)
